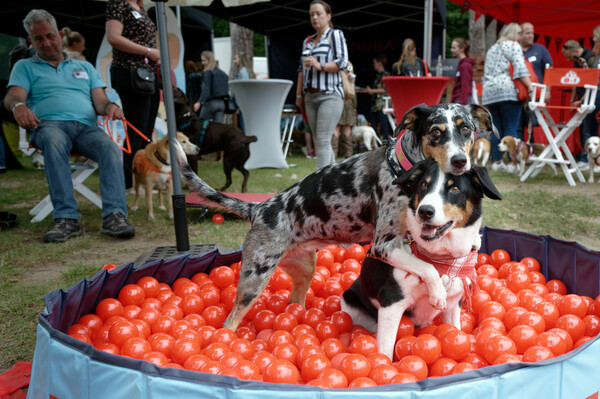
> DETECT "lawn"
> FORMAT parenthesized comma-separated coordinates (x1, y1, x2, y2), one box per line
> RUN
(1, 149, 599, 372)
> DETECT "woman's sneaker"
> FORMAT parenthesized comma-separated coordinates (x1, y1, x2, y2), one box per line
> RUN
(43, 218, 81, 243)
(101, 211, 135, 239)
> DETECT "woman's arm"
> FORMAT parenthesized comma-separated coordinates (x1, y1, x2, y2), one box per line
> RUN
(295, 71, 304, 112)
(105, 19, 160, 63)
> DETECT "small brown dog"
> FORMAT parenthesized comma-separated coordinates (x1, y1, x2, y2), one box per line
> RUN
(497, 136, 556, 176)
(131, 132, 199, 220)
(472, 137, 491, 167)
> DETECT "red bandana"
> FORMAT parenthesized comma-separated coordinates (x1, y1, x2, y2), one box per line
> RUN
(409, 239, 478, 311)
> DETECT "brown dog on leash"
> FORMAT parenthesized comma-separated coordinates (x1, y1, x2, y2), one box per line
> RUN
(131, 132, 199, 220)
(497, 136, 556, 176)
(172, 87, 258, 193)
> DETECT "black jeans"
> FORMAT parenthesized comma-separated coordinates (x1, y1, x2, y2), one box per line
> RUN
(110, 66, 160, 189)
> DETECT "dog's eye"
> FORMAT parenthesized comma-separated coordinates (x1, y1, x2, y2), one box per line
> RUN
(449, 185, 460, 194)
(431, 127, 441, 137)
(461, 125, 470, 134)
(421, 181, 429, 190)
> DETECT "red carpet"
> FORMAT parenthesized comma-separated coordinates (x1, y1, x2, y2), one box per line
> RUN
(186, 192, 274, 209)
(0, 361, 32, 399)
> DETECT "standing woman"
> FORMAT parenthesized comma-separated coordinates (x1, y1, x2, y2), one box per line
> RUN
(106, 0, 161, 190)
(295, 0, 348, 169)
(391, 38, 428, 77)
(61, 27, 86, 61)
(365, 53, 393, 142)
(450, 38, 474, 105)
(197, 50, 229, 123)
(482, 22, 532, 172)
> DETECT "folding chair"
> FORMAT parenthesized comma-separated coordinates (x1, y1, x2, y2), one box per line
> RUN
(19, 127, 103, 222)
(520, 68, 600, 186)
(281, 105, 298, 158)
(382, 96, 396, 130)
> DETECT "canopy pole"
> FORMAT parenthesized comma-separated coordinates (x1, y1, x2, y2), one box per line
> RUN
(154, 0, 190, 252)
(423, 0, 434, 68)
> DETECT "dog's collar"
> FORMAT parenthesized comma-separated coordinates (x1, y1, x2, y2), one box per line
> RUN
(154, 150, 169, 166)
(386, 134, 414, 175)
(591, 152, 600, 166)
(178, 121, 192, 130)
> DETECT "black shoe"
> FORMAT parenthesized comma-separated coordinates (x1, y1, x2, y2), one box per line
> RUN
(43, 218, 81, 243)
(101, 211, 135, 239)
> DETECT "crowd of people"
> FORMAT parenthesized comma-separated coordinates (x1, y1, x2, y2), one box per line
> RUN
(2, 0, 600, 243)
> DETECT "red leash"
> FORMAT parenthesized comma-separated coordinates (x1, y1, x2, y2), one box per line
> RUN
(98, 116, 151, 154)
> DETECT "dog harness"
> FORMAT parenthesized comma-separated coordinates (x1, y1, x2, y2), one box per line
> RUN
(591, 153, 600, 166)
(513, 140, 534, 163)
(132, 151, 171, 179)
(407, 237, 478, 311)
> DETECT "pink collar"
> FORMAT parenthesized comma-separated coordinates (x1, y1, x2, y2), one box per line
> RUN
(395, 134, 414, 171)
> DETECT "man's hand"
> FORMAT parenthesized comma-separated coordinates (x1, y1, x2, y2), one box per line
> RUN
(13, 103, 40, 130)
(106, 102, 124, 120)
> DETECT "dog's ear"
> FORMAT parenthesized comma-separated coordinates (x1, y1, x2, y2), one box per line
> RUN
(394, 158, 435, 194)
(395, 103, 429, 137)
(468, 104, 500, 139)
(471, 165, 502, 200)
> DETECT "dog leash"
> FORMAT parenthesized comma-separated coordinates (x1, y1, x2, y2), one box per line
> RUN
(98, 116, 151, 154)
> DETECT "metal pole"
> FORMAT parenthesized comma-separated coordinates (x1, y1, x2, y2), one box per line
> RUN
(153, 0, 190, 251)
(423, 0, 433, 68)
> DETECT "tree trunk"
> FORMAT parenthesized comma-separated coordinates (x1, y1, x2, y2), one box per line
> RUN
(469, 10, 486, 85)
(229, 22, 255, 79)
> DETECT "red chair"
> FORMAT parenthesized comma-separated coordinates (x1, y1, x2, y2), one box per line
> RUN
(521, 68, 600, 186)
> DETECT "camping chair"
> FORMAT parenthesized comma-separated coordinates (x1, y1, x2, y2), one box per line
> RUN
(382, 96, 396, 130)
(281, 104, 298, 158)
(18, 127, 103, 223)
(520, 68, 600, 186)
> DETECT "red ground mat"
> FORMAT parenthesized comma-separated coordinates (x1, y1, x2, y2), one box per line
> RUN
(0, 361, 32, 399)
(186, 192, 274, 209)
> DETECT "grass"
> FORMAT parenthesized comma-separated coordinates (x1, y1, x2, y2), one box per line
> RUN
(1, 149, 599, 372)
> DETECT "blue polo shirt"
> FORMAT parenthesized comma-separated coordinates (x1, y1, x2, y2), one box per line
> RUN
(8, 54, 106, 126)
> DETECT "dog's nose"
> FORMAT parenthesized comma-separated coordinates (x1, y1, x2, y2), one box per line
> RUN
(418, 205, 435, 221)
(451, 155, 467, 169)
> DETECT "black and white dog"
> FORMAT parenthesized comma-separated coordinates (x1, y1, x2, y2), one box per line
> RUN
(341, 158, 502, 360)
(174, 103, 498, 332)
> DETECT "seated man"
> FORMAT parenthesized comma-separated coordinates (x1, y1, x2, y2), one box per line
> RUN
(4, 9, 134, 243)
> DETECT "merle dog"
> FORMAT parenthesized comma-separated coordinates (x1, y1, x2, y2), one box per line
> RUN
(174, 103, 498, 332)
(173, 88, 257, 192)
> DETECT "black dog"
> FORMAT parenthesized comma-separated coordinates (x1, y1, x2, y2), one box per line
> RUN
(173, 88, 257, 192)
(341, 158, 502, 359)
(174, 103, 498, 333)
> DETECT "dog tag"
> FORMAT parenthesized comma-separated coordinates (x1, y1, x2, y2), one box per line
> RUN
(132, 10, 142, 19)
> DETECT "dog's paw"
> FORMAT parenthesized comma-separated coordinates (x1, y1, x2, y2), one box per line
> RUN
(147, 215, 155, 221)
(159, 205, 166, 211)
(130, 205, 138, 211)
(428, 284, 447, 310)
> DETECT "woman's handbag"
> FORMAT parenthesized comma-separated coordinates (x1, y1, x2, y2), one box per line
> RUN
(224, 96, 237, 114)
(509, 58, 537, 101)
(341, 62, 356, 100)
(131, 67, 156, 95)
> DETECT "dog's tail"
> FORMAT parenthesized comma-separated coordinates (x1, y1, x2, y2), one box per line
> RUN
(242, 135, 258, 144)
(174, 140, 256, 220)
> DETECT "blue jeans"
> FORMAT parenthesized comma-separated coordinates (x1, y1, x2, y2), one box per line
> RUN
(30, 120, 128, 220)
(304, 92, 344, 169)
(200, 98, 225, 123)
(487, 101, 523, 162)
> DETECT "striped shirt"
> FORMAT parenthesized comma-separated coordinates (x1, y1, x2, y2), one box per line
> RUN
(300, 27, 349, 99)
